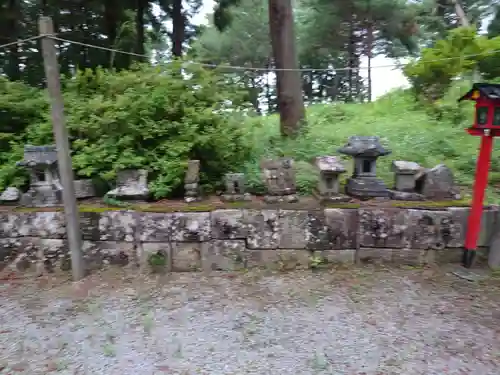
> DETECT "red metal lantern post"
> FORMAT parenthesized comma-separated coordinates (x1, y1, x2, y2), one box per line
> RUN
(458, 83, 500, 268)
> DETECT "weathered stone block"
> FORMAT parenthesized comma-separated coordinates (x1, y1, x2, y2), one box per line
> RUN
(358, 209, 407, 248)
(171, 242, 202, 271)
(278, 210, 310, 249)
(79, 211, 101, 241)
(406, 209, 463, 249)
(246, 249, 310, 270)
(244, 209, 280, 249)
(170, 212, 211, 242)
(99, 211, 137, 242)
(307, 210, 357, 250)
(313, 249, 356, 264)
(82, 241, 134, 270)
(137, 213, 172, 242)
(392, 249, 426, 266)
(447, 207, 498, 247)
(0, 212, 66, 239)
(139, 242, 172, 272)
(356, 248, 393, 264)
(202, 240, 247, 271)
(30, 212, 66, 238)
(0, 237, 34, 271)
(211, 209, 247, 239)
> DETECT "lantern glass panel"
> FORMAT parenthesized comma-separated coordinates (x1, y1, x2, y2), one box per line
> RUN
(476, 106, 488, 125)
(494, 107, 500, 126)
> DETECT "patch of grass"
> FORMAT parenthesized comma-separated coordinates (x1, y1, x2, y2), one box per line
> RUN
(239, 86, 500, 204)
(102, 342, 116, 357)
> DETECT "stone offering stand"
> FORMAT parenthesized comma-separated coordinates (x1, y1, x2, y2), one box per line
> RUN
(0, 137, 495, 276)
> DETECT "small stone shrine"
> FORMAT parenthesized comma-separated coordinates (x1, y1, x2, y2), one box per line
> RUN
(16, 145, 63, 207)
(312, 156, 349, 202)
(388, 160, 424, 200)
(106, 169, 149, 200)
(184, 160, 201, 202)
(221, 173, 251, 201)
(73, 179, 96, 199)
(260, 158, 298, 203)
(338, 136, 391, 199)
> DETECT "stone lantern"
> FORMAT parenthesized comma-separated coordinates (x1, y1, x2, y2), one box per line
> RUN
(338, 136, 391, 199)
(312, 156, 349, 202)
(16, 145, 63, 207)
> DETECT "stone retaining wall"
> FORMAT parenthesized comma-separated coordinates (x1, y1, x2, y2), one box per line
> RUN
(0, 207, 497, 275)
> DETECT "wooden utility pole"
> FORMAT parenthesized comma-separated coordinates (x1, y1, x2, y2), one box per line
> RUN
(38, 16, 84, 281)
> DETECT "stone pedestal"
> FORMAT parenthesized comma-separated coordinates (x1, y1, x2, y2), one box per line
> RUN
(106, 169, 149, 200)
(338, 136, 391, 199)
(261, 158, 298, 203)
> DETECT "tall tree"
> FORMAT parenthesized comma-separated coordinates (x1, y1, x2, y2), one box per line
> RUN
(268, 0, 306, 136)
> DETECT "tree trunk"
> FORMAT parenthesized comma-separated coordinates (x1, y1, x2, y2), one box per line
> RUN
(171, 0, 185, 57)
(366, 3, 373, 102)
(104, 0, 118, 67)
(268, 0, 305, 137)
(135, 0, 146, 56)
(450, 0, 469, 26)
(346, 14, 356, 102)
(5, 0, 20, 81)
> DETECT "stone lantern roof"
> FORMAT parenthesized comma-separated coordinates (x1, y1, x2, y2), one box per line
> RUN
(338, 136, 391, 157)
(16, 145, 58, 168)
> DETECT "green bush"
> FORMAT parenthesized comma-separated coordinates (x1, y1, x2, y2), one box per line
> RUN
(0, 77, 48, 189)
(24, 62, 252, 198)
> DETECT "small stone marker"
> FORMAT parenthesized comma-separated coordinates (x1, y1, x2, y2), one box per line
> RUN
(0, 187, 20, 205)
(260, 158, 298, 203)
(106, 169, 150, 200)
(418, 164, 461, 200)
(312, 156, 349, 202)
(184, 160, 201, 202)
(16, 145, 63, 207)
(221, 173, 251, 202)
(338, 136, 390, 199)
(389, 160, 424, 201)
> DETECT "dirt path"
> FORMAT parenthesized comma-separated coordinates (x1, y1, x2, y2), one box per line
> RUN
(1, 266, 500, 375)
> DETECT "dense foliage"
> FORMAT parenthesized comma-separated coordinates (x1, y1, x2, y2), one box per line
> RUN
(0, 63, 252, 198)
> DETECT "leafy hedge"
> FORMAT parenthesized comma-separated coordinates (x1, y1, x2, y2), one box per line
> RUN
(0, 62, 252, 198)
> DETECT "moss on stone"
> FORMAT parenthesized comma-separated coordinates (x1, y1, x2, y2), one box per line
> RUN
(390, 199, 471, 208)
(323, 203, 361, 209)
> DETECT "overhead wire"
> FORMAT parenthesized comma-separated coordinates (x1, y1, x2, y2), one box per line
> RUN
(3, 34, 500, 73)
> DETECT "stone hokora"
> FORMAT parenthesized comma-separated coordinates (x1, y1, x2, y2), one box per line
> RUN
(312, 156, 349, 203)
(260, 158, 298, 203)
(16, 145, 63, 207)
(389, 160, 424, 201)
(221, 173, 251, 202)
(338, 136, 391, 199)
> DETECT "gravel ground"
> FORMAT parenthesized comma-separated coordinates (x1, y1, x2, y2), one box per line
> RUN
(1, 265, 500, 375)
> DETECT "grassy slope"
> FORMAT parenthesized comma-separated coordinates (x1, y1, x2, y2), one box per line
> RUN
(241, 86, 500, 204)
